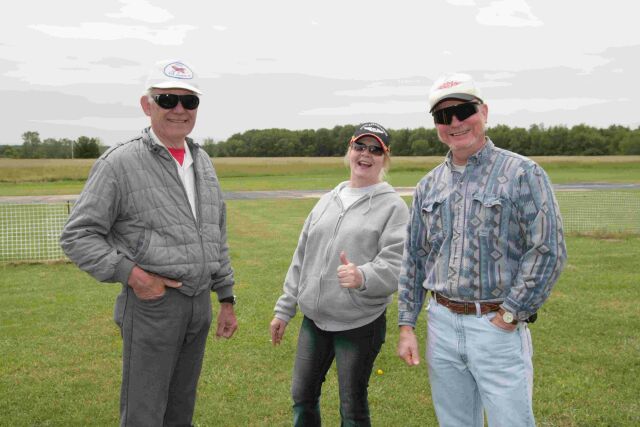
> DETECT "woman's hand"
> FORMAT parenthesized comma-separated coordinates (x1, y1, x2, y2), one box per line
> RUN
(270, 317, 288, 345)
(337, 251, 364, 289)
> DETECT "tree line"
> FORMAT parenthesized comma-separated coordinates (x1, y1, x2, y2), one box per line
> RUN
(0, 132, 106, 159)
(2, 124, 640, 159)
(202, 124, 640, 157)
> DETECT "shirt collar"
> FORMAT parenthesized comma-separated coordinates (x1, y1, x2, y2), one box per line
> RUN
(445, 137, 494, 169)
(468, 137, 494, 164)
(182, 140, 194, 169)
(149, 128, 193, 165)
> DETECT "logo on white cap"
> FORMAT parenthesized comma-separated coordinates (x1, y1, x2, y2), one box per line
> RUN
(163, 62, 193, 80)
(437, 80, 463, 90)
(428, 73, 482, 112)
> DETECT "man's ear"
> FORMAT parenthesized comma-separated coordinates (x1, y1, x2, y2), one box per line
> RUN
(481, 103, 489, 124)
(140, 95, 152, 117)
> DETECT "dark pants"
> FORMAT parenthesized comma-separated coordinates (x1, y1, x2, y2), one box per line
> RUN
(114, 286, 212, 427)
(291, 312, 386, 427)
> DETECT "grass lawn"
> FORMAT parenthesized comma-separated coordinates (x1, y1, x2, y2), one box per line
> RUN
(1, 156, 639, 196)
(1, 198, 639, 426)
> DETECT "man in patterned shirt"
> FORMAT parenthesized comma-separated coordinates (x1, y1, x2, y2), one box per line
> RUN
(396, 73, 567, 426)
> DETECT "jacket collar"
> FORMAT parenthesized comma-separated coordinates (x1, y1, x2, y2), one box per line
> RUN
(142, 127, 198, 160)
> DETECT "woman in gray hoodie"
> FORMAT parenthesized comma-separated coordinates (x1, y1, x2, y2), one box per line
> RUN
(270, 122, 410, 426)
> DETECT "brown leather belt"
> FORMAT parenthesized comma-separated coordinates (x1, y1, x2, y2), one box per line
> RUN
(432, 291, 501, 315)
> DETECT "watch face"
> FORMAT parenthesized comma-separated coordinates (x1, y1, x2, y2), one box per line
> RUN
(502, 311, 514, 324)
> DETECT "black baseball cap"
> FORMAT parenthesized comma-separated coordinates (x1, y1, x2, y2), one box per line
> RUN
(350, 122, 390, 152)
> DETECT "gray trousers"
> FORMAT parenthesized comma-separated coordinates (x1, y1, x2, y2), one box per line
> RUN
(114, 285, 212, 427)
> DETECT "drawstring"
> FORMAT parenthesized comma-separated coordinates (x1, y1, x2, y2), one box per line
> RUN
(363, 191, 374, 214)
(362, 185, 385, 215)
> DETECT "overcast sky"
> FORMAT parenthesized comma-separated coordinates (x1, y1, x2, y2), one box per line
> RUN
(2, 0, 639, 146)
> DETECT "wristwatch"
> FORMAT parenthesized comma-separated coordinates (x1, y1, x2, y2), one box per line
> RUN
(219, 295, 237, 305)
(499, 308, 517, 325)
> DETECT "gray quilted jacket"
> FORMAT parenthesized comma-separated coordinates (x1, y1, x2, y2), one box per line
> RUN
(60, 128, 234, 299)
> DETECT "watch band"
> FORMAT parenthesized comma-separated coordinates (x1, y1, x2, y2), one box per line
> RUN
(219, 295, 236, 305)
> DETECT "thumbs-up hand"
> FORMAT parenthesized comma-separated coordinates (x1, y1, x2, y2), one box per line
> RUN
(337, 251, 363, 289)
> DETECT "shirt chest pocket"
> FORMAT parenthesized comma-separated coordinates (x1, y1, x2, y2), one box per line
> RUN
(471, 192, 509, 236)
(421, 196, 447, 239)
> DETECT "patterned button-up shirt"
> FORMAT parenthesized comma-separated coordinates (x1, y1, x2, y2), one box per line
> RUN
(398, 139, 567, 326)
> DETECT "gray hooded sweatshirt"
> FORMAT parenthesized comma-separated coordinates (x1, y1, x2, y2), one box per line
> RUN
(274, 181, 409, 331)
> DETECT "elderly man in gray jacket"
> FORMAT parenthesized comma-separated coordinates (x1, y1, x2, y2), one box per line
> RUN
(60, 59, 237, 427)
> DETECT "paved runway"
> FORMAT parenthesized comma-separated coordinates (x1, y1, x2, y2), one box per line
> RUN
(1, 183, 639, 204)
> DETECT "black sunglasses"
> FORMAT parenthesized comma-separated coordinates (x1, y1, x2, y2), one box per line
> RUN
(351, 141, 385, 156)
(432, 102, 481, 125)
(152, 94, 200, 110)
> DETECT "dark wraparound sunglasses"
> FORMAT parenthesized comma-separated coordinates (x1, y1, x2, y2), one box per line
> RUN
(432, 102, 481, 125)
(351, 141, 385, 156)
(152, 94, 200, 110)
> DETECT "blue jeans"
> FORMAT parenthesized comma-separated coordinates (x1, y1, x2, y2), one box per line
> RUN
(291, 313, 386, 427)
(426, 297, 535, 427)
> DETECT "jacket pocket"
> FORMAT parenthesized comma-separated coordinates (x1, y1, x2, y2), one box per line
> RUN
(201, 170, 218, 183)
(198, 170, 221, 214)
(132, 228, 152, 263)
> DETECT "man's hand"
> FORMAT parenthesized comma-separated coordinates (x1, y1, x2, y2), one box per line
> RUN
(269, 317, 288, 346)
(216, 303, 238, 339)
(127, 265, 182, 300)
(337, 251, 363, 289)
(397, 325, 420, 366)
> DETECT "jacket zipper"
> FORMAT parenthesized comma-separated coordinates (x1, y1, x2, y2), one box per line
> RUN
(158, 145, 207, 292)
(191, 154, 208, 291)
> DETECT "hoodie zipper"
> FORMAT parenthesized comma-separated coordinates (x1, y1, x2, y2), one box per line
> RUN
(315, 194, 345, 315)
(314, 186, 389, 315)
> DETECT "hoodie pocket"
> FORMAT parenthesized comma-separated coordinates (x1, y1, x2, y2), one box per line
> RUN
(348, 290, 391, 309)
(297, 275, 320, 314)
(317, 278, 364, 322)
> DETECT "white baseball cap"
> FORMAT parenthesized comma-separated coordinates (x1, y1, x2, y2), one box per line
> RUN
(428, 73, 483, 112)
(144, 59, 202, 95)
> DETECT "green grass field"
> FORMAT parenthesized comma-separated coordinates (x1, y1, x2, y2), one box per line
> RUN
(1, 198, 639, 426)
(1, 156, 639, 196)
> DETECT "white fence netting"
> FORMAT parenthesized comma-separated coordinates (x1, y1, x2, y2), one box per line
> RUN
(1, 191, 639, 262)
(1, 201, 73, 262)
